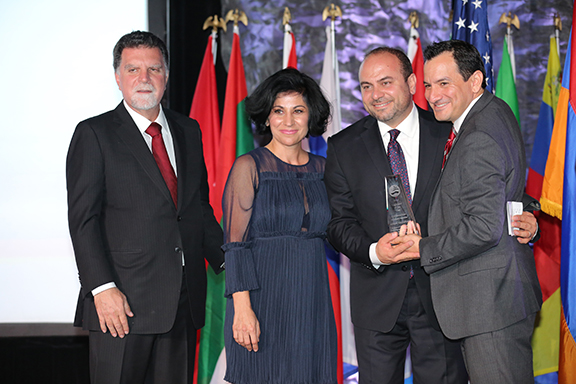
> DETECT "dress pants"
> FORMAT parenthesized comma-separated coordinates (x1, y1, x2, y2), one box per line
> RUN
(460, 313, 537, 384)
(89, 271, 196, 384)
(354, 278, 467, 384)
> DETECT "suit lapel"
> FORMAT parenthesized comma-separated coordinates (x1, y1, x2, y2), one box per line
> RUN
(413, 115, 445, 213)
(455, 90, 492, 145)
(436, 91, 491, 180)
(112, 103, 176, 209)
(430, 92, 493, 204)
(360, 117, 393, 181)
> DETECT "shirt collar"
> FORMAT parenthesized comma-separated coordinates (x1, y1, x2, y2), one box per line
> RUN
(453, 93, 482, 134)
(377, 102, 418, 139)
(123, 100, 168, 134)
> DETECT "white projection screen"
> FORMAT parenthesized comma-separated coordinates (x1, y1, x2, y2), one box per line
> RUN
(0, 0, 147, 325)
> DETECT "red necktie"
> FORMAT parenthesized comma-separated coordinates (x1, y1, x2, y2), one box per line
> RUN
(442, 127, 457, 169)
(387, 129, 412, 205)
(146, 122, 177, 206)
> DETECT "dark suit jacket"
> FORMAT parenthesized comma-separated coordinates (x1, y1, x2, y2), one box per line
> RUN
(420, 91, 542, 339)
(67, 102, 224, 334)
(324, 107, 450, 333)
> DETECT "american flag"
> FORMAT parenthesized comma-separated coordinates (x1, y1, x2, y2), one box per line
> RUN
(451, 0, 494, 92)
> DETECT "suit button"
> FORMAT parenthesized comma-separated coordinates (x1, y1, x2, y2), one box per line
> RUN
(175, 247, 182, 253)
(177, 216, 182, 221)
(402, 265, 408, 271)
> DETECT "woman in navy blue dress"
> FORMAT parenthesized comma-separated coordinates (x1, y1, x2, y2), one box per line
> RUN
(222, 68, 337, 384)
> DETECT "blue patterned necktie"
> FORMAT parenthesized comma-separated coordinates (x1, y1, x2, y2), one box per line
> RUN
(387, 129, 412, 205)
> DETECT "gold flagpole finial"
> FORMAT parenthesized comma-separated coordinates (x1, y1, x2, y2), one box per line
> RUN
(283, 7, 292, 26)
(498, 12, 520, 30)
(203, 15, 227, 33)
(553, 13, 562, 32)
(322, 3, 343, 22)
(408, 11, 419, 29)
(225, 9, 248, 27)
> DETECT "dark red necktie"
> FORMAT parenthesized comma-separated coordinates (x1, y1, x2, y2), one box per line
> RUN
(387, 129, 412, 205)
(146, 122, 177, 206)
(442, 127, 457, 169)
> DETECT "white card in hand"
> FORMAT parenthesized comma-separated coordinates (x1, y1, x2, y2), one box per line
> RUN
(507, 201, 523, 236)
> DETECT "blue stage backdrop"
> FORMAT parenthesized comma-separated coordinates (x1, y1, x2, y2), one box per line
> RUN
(219, 0, 573, 165)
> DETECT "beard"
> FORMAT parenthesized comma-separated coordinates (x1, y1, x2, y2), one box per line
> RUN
(129, 84, 159, 111)
(366, 95, 412, 126)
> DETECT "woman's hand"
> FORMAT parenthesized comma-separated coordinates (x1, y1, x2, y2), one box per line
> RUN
(232, 291, 261, 352)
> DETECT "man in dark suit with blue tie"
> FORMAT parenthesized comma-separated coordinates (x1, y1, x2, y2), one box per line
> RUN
(66, 31, 224, 384)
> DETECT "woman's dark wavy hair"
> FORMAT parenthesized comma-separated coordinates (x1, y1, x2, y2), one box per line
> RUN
(244, 68, 331, 137)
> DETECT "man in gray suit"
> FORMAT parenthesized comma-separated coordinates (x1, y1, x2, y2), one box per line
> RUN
(67, 31, 224, 384)
(399, 40, 542, 383)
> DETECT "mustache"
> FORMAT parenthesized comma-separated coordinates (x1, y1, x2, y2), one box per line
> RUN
(372, 98, 389, 105)
(134, 84, 155, 92)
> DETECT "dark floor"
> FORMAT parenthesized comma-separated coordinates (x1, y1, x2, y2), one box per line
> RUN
(0, 324, 89, 384)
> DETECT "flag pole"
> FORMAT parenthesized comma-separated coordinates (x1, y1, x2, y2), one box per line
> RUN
(322, 4, 341, 78)
(408, 11, 419, 60)
(554, 13, 562, 60)
(407, 11, 428, 110)
(322, 3, 342, 128)
(282, 6, 292, 26)
(283, 6, 293, 48)
(499, 12, 520, 80)
(203, 14, 226, 66)
(192, 13, 228, 384)
(409, 10, 419, 28)
(320, 6, 346, 384)
(224, 8, 249, 30)
(282, 7, 297, 69)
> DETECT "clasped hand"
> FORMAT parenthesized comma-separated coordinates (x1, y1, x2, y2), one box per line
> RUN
(375, 221, 422, 264)
(377, 212, 538, 266)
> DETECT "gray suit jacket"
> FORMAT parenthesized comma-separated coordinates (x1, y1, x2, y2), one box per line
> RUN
(67, 102, 224, 334)
(420, 91, 542, 339)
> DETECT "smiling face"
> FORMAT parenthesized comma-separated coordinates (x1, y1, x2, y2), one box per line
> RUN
(267, 92, 310, 149)
(423, 51, 483, 123)
(115, 47, 168, 121)
(359, 52, 416, 128)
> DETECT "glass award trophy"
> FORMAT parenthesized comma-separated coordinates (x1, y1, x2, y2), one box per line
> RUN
(385, 175, 417, 233)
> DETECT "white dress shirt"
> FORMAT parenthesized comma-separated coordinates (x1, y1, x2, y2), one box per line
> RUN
(124, 101, 177, 175)
(369, 103, 420, 267)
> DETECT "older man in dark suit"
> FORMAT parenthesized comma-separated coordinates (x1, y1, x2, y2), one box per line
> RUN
(66, 31, 224, 384)
(400, 40, 542, 383)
